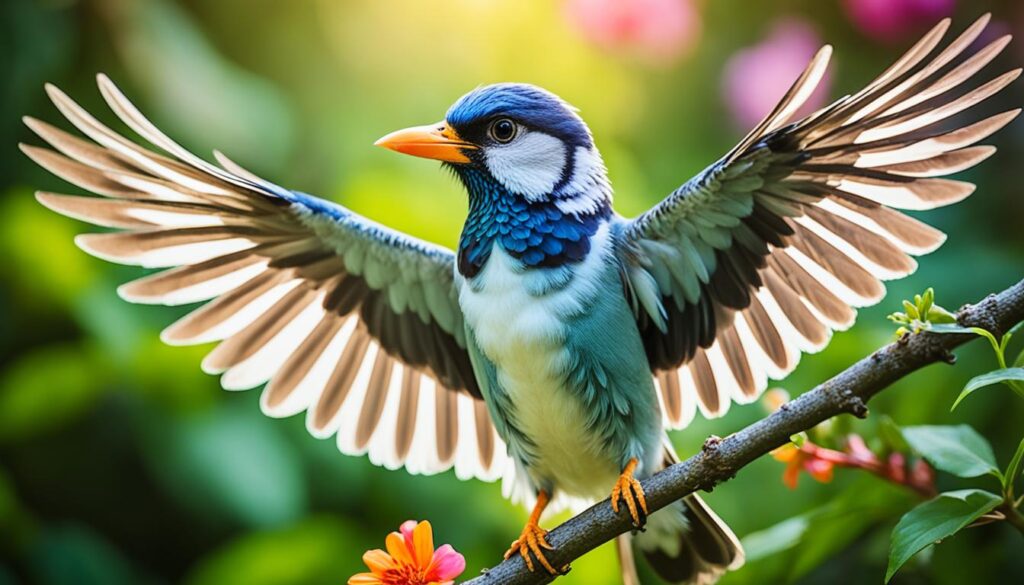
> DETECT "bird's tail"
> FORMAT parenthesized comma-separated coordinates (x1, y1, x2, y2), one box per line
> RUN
(618, 451, 743, 584)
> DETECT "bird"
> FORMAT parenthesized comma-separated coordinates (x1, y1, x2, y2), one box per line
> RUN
(20, 14, 1019, 584)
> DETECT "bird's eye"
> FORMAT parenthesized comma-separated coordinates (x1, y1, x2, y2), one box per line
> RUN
(489, 118, 517, 143)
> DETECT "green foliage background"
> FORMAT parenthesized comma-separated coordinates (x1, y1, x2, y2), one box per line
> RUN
(1, 0, 1022, 583)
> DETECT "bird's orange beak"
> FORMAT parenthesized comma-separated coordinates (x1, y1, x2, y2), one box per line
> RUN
(374, 122, 476, 164)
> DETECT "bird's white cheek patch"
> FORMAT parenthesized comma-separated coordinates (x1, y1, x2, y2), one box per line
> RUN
(555, 147, 612, 215)
(557, 147, 604, 196)
(484, 132, 567, 200)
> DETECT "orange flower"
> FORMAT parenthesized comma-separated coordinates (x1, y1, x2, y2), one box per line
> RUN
(349, 520, 465, 585)
(761, 388, 791, 414)
(771, 443, 835, 489)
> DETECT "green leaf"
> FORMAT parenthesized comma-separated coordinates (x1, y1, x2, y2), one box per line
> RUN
(879, 416, 909, 453)
(148, 403, 307, 528)
(0, 191, 99, 310)
(952, 368, 1024, 409)
(741, 515, 811, 562)
(886, 489, 1002, 582)
(790, 480, 914, 580)
(925, 307, 957, 324)
(1005, 437, 1024, 493)
(30, 525, 144, 585)
(0, 344, 109, 443)
(902, 425, 999, 479)
(184, 518, 359, 585)
(999, 332, 1013, 357)
(1011, 322, 1024, 366)
(902, 300, 919, 320)
(740, 477, 914, 577)
(790, 432, 807, 448)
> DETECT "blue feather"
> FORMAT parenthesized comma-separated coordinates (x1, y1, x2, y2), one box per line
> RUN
(455, 167, 610, 277)
(446, 83, 592, 149)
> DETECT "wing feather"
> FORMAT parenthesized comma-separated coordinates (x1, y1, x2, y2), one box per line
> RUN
(23, 76, 506, 482)
(620, 16, 1018, 426)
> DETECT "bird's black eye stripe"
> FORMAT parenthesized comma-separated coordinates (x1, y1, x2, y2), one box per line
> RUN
(488, 118, 517, 143)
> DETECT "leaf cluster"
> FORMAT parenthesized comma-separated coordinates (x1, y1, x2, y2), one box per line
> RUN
(884, 290, 1024, 582)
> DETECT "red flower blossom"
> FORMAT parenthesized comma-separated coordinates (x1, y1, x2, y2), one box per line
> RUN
(842, 0, 956, 43)
(349, 521, 465, 585)
(565, 0, 701, 65)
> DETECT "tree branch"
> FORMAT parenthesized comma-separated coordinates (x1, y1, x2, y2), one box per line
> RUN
(465, 279, 1024, 585)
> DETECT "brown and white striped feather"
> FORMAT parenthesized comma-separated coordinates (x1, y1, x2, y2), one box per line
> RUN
(21, 74, 506, 483)
(630, 15, 1019, 428)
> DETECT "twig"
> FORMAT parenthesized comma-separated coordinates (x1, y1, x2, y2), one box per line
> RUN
(465, 279, 1024, 585)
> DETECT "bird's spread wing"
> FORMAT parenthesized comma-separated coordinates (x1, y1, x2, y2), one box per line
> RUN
(22, 75, 505, 482)
(619, 15, 1020, 428)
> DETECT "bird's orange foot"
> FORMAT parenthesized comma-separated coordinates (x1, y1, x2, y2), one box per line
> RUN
(504, 520, 557, 574)
(503, 490, 562, 574)
(611, 457, 648, 527)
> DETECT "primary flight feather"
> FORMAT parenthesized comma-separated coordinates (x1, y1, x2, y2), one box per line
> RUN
(22, 15, 1018, 584)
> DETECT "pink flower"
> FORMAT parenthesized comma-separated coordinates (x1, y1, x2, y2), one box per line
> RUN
(911, 457, 936, 490)
(722, 19, 832, 131)
(565, 0, 701, 65)
(844, 434, 879, 466)
(349, 521, 465, 585)
(843, 0, 956, 43)
(887, 452, 908, 483)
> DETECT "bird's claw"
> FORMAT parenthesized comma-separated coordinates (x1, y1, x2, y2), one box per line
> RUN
(504, 521, 558, 574)
(611, 458, 648, 527)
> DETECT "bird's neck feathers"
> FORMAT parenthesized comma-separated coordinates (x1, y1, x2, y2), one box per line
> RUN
(454, 150, 612, 278)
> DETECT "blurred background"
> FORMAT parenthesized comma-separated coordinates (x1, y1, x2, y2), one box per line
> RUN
(1, 0, 1023, 583)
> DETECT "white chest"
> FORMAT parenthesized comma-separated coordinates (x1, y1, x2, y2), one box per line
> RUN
(458, 226, 621, 495)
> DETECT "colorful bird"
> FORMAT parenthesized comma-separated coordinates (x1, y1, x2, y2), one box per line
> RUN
(20, 15, 1018, 584)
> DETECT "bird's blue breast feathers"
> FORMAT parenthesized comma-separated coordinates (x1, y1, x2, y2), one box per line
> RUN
(456, 168, 609, 277)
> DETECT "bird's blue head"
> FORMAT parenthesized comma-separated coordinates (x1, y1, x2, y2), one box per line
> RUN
(376, 83, 611, 209)
(375, 83, 613, 276)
